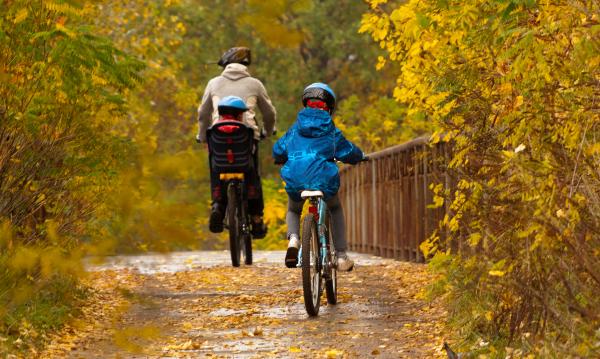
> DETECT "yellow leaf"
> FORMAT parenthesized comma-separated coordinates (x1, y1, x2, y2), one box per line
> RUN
(514, 95, 524, 108)
(485, 311, 493, 321)
(14, 9, 28, 24)
(489, 270, 505, 277)
(289, 346, 301, 353)
(468, 232, 481, 247)
(326, 349, 344, 358)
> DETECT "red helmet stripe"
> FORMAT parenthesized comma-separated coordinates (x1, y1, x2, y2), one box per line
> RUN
(306, 99, 329, 110)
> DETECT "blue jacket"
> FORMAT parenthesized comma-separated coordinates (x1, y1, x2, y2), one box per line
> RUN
(272, 108, 364, 201)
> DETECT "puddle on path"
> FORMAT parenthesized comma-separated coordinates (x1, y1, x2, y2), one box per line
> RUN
(209, 308, 248, 317)
(87, 250, 396, 274)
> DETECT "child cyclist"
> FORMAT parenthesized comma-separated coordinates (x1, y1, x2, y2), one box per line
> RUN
(205, 96, 265, 236)
(272, 83, 365, 271)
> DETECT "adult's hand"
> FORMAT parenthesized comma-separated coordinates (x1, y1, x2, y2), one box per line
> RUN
(195, 134, 208, 150)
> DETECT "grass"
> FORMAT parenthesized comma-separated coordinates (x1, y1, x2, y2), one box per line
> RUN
(0, 274, 88, 355)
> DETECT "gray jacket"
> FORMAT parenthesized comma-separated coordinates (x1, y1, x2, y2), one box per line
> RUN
(197, 63, 276, 142)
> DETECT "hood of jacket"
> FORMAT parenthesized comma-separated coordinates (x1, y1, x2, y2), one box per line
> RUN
(221, 63, 251, 81)
(296, 108, 334, 138)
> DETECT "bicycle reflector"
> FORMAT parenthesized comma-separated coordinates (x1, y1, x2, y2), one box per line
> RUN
(227, 149, 234, 164)
(219, 173, 244, 180)
(308, 205, 319, 221)
(217, 125, 240, 133)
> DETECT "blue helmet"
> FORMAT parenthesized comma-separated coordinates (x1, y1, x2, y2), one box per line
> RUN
(218, 96, 249, 115)
(302, 83, 336, 113)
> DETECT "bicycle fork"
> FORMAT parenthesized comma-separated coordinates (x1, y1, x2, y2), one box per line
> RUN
(298, 198, 330, 275)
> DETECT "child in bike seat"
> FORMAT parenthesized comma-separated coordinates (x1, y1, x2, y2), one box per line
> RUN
(207, 96, 266, 237)
(272, 83, 365, 271)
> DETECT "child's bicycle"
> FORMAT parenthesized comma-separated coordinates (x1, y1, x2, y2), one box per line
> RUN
(298, 189, 337, 316)
(298, 157, 369, 316)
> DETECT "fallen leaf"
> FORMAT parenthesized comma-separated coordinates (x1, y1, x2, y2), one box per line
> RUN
(325, 348, 344, 358)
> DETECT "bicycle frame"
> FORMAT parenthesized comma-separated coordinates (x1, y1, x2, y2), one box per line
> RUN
(299, 196, 333, 278)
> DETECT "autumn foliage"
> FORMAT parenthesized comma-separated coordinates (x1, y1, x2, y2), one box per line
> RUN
(360, 0, 599, 356)
(2, 0, 598, 356)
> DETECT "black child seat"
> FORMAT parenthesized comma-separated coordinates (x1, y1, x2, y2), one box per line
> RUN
(207, 121, 254, 174)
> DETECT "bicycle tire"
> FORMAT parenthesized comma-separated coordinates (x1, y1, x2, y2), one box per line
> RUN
(243, 233, 253, 265)
(325, 214, 337, 305)
(227, 184, 241, 267)
(302, 213, 321, 316)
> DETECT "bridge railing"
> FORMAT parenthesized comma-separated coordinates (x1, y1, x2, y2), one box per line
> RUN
(338, 137, 450, 263)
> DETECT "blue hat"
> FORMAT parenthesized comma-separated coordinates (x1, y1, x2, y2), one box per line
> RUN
(218, 96, 249, 113)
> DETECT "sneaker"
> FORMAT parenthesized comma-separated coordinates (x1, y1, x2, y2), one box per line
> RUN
(208, 204, 224, 233)
(336, 252, 354, 272)
(251, 217, 268, 239)
(285, 234, 300, 268)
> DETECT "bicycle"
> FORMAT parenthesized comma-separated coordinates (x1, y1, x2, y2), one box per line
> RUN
(297, 157, 369, 316)
(298, 189, 338, 316)
(206, 121, 255, 267)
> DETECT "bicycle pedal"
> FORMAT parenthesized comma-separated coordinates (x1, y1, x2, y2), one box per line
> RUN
(285, 247, 299, 268)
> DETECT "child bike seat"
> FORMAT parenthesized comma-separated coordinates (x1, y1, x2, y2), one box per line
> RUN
(207, 121, 254, 174)
(301, 190, 324, 199)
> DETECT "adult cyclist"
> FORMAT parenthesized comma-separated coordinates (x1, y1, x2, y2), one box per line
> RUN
(196, 47, 277, 238)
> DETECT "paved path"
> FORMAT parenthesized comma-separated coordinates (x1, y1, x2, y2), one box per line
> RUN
(45, 251, 446, 358)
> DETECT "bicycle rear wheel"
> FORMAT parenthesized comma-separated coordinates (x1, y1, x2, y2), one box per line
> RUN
(227, 184, 241, 267)
(301, 213, 322, 316)
(325, 214, 337, 305)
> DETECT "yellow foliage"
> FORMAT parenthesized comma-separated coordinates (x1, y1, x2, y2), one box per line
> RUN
(362, 0, 600, 355)
(238, 0, 310, 48)
(10, 246, 39, 273)
(13, 8, 28, 24)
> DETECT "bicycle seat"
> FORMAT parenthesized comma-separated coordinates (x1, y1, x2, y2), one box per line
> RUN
(301, 190, 324, 199)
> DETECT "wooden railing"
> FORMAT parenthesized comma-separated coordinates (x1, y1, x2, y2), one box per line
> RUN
(338, 137, 450, 262)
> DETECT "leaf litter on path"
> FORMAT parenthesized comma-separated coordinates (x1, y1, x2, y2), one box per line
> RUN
(42, 251, 447, 358)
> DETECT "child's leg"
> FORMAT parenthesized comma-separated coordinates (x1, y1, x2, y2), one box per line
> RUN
(325, 194, 347, 252)
(286, 196, 304, 239)
(285, 195, 304, 268)
(326, 194, 354, 271)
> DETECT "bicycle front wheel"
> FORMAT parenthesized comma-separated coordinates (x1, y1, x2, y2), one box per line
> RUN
(302, 213, 322, 316)
(227, 184, 241, 267)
